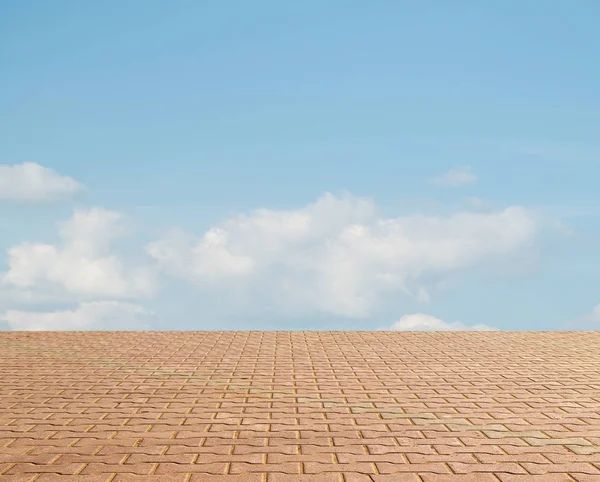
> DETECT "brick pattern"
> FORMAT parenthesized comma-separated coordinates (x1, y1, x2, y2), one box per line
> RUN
(1, 331, 600, 481)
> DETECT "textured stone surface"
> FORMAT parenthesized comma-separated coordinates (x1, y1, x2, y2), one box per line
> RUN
(1, 331, 599, 481)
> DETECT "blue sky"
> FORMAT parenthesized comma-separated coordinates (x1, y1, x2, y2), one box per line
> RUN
(1, 1, 599, 331)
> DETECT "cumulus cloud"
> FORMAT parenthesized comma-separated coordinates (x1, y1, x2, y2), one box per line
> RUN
(1, 208, 156, 300)
(148, 192, 539, 318)
(0, 162, 83, 203)
(430, 167, 477, 187)
(1, 301, 154, 331)
(147, 228, 254, 282)
(386, 313, 498, 331)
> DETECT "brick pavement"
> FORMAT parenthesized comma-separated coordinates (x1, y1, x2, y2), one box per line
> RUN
(1, 331, 599, 481)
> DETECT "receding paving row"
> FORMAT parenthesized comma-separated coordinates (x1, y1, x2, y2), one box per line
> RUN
(1, 331, 600, 481)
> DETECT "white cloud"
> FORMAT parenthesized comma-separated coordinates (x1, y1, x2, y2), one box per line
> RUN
(148, 192, 539, 318)
(564, 303, 600, 330)
(0, 162, 83, 203)
(147, 228, 254, 282)
(430, 167, 477, 187)
(462, 196, 489, 210)
(1, 208, 156, 300)
(386, 313, 498, 331)
(1, 301, 154, 331)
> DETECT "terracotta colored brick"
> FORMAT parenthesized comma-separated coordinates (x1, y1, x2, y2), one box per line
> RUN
(268, 475, 342, 482)
(365, 476, 422, 482)
(189, 476, 264, 482)
(420, 476, 501, 482)
(0, 476, 33, 482)
(267, 453, 333, 463)
(406, 453, 476, 463)
(475, 453, 550, 464)
(80, 463, 155, 475)
(112, 476, 189, 482)
(230, 462, 297, 474)
(300, 445, 364, 455)
(572, 476, 600, 482)
(304, 462, 375, 474)
(156, 462, 229, 474)
(35, 477, 112, 482)
(5, 463, 85, 475)
(336, 453, 407, 464)
(521, 462, 600, 475)
(377, 462, 451, 474)
(496, 475, 575, 482)
(449, 462, 527, 474)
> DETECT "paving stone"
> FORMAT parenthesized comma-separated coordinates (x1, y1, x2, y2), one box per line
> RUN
(1, 331, 600, 479)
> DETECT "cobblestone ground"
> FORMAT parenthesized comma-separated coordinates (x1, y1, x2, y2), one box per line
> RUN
(1, 331, 600, 481)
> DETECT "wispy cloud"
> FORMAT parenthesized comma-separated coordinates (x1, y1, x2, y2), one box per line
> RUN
(0, 162, 83, 203)
(430, 166, 477, 187)
(563, 303, 600, 330)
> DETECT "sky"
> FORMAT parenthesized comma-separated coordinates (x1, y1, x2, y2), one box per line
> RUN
(1, 0, 599, 331)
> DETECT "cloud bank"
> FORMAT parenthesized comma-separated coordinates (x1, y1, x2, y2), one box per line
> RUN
(0, 187, 546, 330)
(1, 301, 154, 331)
(148, 192, 539, 318)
